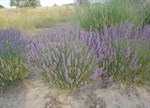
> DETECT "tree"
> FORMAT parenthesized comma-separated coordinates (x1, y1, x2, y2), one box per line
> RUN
(75, 0, 90, 6)
(10, 0, 22, 8)
(53, 4, 58, 6)
(24, 0, 41, 7)
(0, 4, 4, 9)
(10, 0, 41, 8)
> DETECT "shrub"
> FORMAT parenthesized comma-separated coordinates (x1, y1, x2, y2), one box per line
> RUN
(0, 28, 28, 86)
(25, 29, 109, 90)
(72, 23, 150, 83)
(84, 23, 150, 83)
(26, 23, 150, 90)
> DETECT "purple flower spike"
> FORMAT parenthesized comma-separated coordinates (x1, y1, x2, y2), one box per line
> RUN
(91, 67, 107, 81)
(76, 68, 81, 78)
(132, 50, 138, 69)
(125, 46, 131, 57)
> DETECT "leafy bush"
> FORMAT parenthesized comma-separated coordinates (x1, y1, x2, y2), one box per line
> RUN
(0, 28, 28, 86)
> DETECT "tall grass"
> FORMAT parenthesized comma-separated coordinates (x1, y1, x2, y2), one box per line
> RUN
(141, 2, 150, 26)
(0, 6, 74, 30)
(75, 0, 145, 30)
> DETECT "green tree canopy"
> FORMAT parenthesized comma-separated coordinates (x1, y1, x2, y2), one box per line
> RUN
(76, 0, 90, 5)
(0, 4, 4, 8)
(10, 0, 41, 8)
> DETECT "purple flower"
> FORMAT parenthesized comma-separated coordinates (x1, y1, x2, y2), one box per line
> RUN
(55, 48, 59, 52)
(80, 82, 92, 90)
(125, 46, 131, 57)
(132, 50, 138, 68)
(76, 68, 81, 78)
(69, 78, 74, 84)
(67, 55, 71, 66)
(64, 65, 69, 80)
(24, 23, 150, 90)
(0, 28, 28, 57)
(62, 53, 65, 64)
(91, 67, 107, 81)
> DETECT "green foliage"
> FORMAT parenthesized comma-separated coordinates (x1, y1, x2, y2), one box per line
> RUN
(76, 0, 140, 30)
(0, 29, 28, 86)
(76, 0, 90, 5)
(10, 0, 22, 8)
(107, 43, 150, 83)
(0, 4, 4, 9)
(0, 56, 28, 86)
(10, 0, 41, 8)
(24, 0, 41, 7)
(142, 2, 150, 25)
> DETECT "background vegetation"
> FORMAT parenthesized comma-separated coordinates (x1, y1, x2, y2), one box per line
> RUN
(10, 0, 41, 8)
(76, 0, 150, 30)
(0, 4, 4, 9)
(0, 6, 74, 30)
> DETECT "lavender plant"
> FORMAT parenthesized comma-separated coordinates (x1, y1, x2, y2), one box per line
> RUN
(25, 29, 109, 90)
(26, 23, 150, 90)
(84, 23, 150, 83)
(0, 28, 28, 86)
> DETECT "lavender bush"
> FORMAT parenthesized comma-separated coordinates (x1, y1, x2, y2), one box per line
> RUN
(26, 23, 150, 90)
(84, 23, 150, 83)
(0, 28, 28, 57)
(0, 28, 28, 86)
(25, 29, 109, 90)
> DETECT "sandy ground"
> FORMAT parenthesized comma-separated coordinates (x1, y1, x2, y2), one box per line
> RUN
(0, 75, 150, 108)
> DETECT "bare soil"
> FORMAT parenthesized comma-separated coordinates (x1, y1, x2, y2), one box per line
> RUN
(0, 75, 150, 108)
